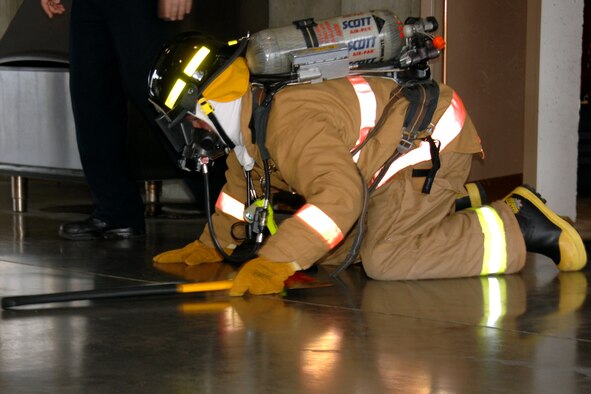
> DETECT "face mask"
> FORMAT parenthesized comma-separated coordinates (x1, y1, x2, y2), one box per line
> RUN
(193, 97, 255, 170)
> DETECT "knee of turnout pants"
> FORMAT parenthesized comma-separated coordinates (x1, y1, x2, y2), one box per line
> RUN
(360, 152, 527, 280)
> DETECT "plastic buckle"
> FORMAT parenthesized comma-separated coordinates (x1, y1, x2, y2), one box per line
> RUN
(397, 127, 416, 153)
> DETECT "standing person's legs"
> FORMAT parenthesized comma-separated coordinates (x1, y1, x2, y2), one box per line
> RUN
(106, 0, 170, 124)
(61, 0, 145, 240)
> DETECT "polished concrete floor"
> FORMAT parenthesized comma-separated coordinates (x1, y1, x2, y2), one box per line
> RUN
(1, 177, 591, 394)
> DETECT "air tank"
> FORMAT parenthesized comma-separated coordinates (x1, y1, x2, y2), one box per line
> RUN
(246, 10, 404, 75)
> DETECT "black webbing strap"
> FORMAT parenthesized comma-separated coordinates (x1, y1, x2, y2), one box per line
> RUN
(411, 136, 441, 193)
(293, 18, 319, 48)
(398, 81, 440, 153)
(403, 81, 440, 131)
(249, 86, 272, 161)
(400, 81, 441, 194)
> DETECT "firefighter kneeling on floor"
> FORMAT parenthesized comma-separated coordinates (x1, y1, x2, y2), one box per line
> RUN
(148, 32, 587, 297)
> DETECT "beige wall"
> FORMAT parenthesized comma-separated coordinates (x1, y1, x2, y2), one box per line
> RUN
(0, 0, 23, 38)
(444, 1, 527, 182)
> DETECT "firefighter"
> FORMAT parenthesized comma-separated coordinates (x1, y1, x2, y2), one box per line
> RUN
(148, 32, 587, 296)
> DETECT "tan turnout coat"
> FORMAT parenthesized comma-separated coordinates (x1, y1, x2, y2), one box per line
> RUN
(200, 76, 527, 280)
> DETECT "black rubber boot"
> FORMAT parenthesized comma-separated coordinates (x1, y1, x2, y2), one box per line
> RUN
(504, 185, 587, 271)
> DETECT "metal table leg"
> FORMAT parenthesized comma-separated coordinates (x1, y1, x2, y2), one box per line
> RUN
(10, 176, 28, 213)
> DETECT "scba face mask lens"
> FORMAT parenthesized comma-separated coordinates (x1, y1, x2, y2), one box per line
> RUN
(189, 123, 228, 161)
(173, 117, 229, 171)
(150, 104, 228, 171)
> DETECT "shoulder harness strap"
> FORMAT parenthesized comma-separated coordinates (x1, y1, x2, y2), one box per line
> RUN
(402, 81, 441, 194)
(249, 85, 274, 161)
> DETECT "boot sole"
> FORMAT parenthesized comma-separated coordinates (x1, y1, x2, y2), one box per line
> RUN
(512, 186, 587, 271)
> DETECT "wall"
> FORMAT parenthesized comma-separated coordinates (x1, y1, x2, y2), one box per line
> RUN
(268, 0, 420, 26)
(445, 1, 527, 183)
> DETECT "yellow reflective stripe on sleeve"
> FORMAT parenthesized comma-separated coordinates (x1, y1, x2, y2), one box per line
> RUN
(295, 204, 344, 249)
(474, 206, 507, 275)
(347, 76, 376, 163)
(215, 192, 245, 222)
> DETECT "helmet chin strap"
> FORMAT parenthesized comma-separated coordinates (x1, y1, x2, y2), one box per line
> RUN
(207, 112, 236, 150)
(197, 98, 235, 150)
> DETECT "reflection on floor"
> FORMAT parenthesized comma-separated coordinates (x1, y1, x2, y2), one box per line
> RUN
(1, 177, 590, 393)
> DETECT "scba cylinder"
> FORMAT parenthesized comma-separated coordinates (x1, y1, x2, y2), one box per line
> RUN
(246, 10, 404, 75)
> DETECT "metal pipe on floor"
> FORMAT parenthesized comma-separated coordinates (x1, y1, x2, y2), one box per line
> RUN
(1, 280, 235, 309)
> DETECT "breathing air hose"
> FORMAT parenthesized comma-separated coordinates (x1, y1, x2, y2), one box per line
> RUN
(201, 163, 256, 264)
(201, 159, 273, 265)
(330, 167, 369, 277)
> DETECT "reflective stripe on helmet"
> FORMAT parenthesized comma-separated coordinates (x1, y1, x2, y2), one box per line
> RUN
(473, 206, 507, 275)
(183, 46, 211, 77)
(347, 76, 377, 163)
(165, 79, 187, 109)
(374, 91, 467, 189)
(295, 204, 344, 249)
(215, 192, 245, 221)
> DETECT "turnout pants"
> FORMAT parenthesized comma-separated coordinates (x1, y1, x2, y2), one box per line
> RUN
(357, 151, 527, 280)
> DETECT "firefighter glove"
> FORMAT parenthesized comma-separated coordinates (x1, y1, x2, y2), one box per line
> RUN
(230, 257, 301, 296)
(153, 240, 227, 265)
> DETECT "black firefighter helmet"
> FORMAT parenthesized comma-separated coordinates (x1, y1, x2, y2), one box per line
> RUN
(148, 31, 247, 128)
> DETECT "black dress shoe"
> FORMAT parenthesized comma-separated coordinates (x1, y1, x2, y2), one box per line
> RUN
(59, 217, 108, 240)
(103, 227, 145, 240)
(59, 217, 145, 241)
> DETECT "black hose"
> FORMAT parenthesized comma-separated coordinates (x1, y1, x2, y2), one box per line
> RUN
(202, 163, 259, 265)
(331, 168, 369, 277)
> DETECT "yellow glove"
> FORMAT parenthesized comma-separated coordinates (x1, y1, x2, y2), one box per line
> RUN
(230, 257, 300, 296)
(153, 240, 227, 265)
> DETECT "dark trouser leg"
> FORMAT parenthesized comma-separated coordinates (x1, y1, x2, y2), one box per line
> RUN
(69, 0, 145, 229)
